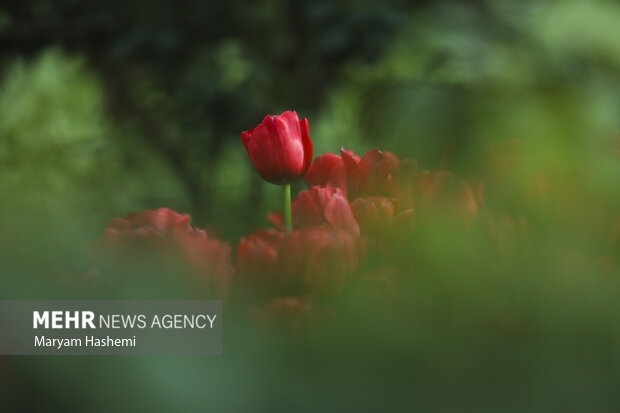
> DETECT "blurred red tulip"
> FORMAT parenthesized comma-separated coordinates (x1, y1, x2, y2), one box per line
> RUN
(101, 208, 232, 297)
(350, 196, 415, 260)
(350, 196, 397, 235)
(236, 226, 362, 299)
(279, 227, 360, 297)
(241, 111, 313, 185)
(304, 152, 347, 194)
(105, 207, 192, 241)
(353, 148, 400, 199)
(235, 229, 286, 294)
(181, 228, 233, 296)
(304, 147, 399, 200)
(269, 186, 360, 236)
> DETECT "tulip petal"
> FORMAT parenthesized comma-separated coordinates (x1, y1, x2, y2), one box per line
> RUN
(268, 212, 286, 231)
(340, 148, 360, 196)
(294, 190, 323, 227)
(300, 117, 314, 173)
(324, 193, 360, 236)
(304, 153, 347, 195)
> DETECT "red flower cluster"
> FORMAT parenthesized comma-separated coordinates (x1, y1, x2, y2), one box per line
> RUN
(95, 111, 520, 324)
(236, 140, 486, 320)
(305, 147, 479, 222)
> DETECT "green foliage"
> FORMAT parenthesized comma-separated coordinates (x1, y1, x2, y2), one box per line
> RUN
(0, 49, 191, 239)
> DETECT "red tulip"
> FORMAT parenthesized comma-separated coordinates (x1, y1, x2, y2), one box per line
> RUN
(354, 148, 400, 199)
(100, 208, 232, 297)
(180, 228, 233, 297)
(350, 196, 415, 260)
(105, 207, 192, 241)
(241, 111, 313, 185)
(235, 226, 362, 299)
(279, 227, 360, 297)
(350, 196, 397, 235)
(304, 147, 399, 199)
(235, 229, 286, 294)
(269, 186, 360, 236)
(304, 152, 347, 194)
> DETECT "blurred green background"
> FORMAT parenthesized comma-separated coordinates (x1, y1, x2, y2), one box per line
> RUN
(2, 0, 620, 411)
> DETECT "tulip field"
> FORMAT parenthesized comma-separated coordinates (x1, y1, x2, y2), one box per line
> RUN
(2, 0, 620, 411)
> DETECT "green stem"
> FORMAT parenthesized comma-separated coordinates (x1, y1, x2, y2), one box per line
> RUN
(283, 183, 292, 232)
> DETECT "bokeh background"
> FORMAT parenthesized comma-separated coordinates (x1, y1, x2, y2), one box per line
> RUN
(2, 0, 620, 411)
